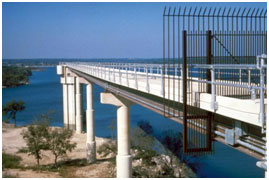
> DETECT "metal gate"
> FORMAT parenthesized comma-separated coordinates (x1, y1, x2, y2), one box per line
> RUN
(163, 6, 267, 153)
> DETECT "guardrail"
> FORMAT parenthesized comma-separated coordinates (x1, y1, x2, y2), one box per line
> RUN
(60, 55, 267, 133)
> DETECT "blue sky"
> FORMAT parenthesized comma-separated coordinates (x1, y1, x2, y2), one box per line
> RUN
(2, 2, 267, 59)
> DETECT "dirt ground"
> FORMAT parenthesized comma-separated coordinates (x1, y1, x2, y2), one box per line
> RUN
(2, 125, 114, 178)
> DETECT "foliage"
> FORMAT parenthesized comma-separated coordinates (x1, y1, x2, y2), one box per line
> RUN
(21, 116, 50, 168)
(2, 99, 25, 127)
(20, 112, 77, 169)
(2, 153, 22, 169)
(2, 66, 32, 87)
(97, 140, 117, 160)
(159, 130, 199, 174)
(97, 140, 117, 177)
(137, 120, 153, 135)
(47, 128, 77, 167)
(131, 127, 154, 153)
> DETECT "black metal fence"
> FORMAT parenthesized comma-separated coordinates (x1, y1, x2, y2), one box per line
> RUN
(162, 6, 267, 153)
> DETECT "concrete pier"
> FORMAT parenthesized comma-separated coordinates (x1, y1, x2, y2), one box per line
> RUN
(75, 76, 83, 133)
(67, 76, 76, 130)
(62, 82, 69, 128)
(101, 92, 133, 178)
(86, 82, 96, 163)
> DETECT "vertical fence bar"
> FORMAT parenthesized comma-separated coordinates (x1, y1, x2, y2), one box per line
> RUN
(183, 30, 187, 152)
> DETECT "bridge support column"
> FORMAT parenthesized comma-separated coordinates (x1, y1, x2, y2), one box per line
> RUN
(100, 92, 133, 178)
(86, 82, 96, 163)
(58, 65, 69, 128)
(63, 83, 69, 128)
(75, 77, 83, 133)
(67, 76, 76, 130)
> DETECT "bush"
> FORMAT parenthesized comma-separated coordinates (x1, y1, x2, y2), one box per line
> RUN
(2, 153, 22, 169)
(21, 119, 50, 168)
(47, 128, 77, 167)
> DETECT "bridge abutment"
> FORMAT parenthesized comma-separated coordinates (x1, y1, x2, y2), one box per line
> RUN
(101, 92, 133, 178)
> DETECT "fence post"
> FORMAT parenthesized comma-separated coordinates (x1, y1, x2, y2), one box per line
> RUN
(206, 30, 212, 93)
(182, 30, 187, 153)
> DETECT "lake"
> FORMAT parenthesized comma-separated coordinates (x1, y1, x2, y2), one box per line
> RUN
(2, 66, 264, 178)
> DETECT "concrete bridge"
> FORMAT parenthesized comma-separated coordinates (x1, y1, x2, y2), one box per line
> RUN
(57, 57, 267, 177)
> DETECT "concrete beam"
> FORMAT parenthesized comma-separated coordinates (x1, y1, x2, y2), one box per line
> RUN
(100, 92, 133, 178)
(57, 65, 63, 75)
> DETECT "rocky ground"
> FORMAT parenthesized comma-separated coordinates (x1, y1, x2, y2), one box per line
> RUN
(2, 124, 196, 178)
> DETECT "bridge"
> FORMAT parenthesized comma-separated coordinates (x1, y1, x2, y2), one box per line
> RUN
(56, 6, 267, 178)
(56, 57, 267, 177)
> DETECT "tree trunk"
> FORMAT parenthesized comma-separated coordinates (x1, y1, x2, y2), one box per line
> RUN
(37, 158, 40, 169)
(14, 115, 16, 127)
(54, 156, 58, 167)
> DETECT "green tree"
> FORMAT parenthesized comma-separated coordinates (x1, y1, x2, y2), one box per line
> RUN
(20, 116, 50, 168)
(46, 128, 77, 167)
(2, 100, 25, 127)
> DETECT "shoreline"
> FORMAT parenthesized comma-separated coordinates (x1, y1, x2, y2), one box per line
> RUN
(2, 124, 196, 178)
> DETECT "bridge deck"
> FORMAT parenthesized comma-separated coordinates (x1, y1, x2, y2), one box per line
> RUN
(65, 64, 266, 128)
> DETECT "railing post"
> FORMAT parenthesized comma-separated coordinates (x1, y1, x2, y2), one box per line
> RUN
(180, 67, 183, 102)
(108, 65, 110, 81)
(146, 65, 149, 92)
(150, 65, 153, 78)
(211, 67, 217, 111)
(126, 64, 129, 86)
(248, 69, 251, 89)
(119, 65, 122, 85)
(257, 55, 266, 133)
(135, 65, 138, 89)
(239, 69, 242, 83)
(113, 64, 116, 82)
(161, 65, 164, 96)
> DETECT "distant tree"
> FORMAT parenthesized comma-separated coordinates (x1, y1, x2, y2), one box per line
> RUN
(2, 66, 32, 87)
(2, 100, 25, 127)
(20, 116, 50, 168)
(46, 128, 77, 167)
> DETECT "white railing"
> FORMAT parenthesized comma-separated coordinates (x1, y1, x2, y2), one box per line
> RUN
(60, 54, 267, 133)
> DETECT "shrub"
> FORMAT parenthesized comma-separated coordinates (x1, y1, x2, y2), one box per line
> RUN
(2, 153, 22, 169)
(46, 128, 77, 167)
(21, 118, 50, 168)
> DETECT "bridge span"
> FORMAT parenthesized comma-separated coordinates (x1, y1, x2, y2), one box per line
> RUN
(57, 58, 267, 177)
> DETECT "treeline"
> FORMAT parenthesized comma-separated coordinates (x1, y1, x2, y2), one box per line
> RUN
(2, 66, 32, 88)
